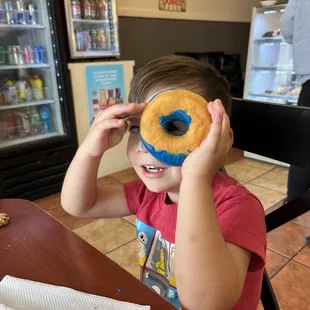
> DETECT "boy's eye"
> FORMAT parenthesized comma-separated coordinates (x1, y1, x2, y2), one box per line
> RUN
(129, 126, 140, 133)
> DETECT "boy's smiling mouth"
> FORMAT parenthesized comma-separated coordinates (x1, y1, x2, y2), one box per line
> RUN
(141, 165, 168, 178)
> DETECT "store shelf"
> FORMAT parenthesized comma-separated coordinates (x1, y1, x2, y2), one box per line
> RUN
(0, 63, 50, 70)
(254, 37, 284, 44)
(72, 18, 109, 24)
(252, 66, 294, 71)
(0, 24, 44, 30)
(0, 100, 55, 111)
(248, 92, 298, 104)
(73, 50, 119, 58)
(0, 132, 61, 149)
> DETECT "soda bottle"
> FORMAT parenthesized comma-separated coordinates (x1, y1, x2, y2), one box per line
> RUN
(96, 29, 107, 50)
(75, 28, 85, 51)
(83, 0, 92, 19)
(91, 29, 97, 50)
(15, 111, 30, 137)
(27, 107, 41, 135)
(84, 29, 92, 50)
(107, 89, 115, 106)
(90, 0, 97, 19)
(7, 113, 16, 138)
(71, 0, 81, 19)
(99, 89, 107, 109)
(97, 0, 108, 20)
(39, 106, 53, 133)
(92, 98, 100, 120)
(16, 79, 26, 101)
(115, 88, 123, 104)
(30, 75, 44, 100)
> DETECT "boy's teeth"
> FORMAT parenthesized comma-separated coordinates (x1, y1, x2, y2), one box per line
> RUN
(144, 166, 164, 173)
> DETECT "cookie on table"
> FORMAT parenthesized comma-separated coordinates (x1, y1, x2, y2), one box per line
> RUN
(0, 213, 10, 227)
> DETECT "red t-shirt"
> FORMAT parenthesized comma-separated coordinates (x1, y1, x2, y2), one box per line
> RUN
(124, 172, 266, 309)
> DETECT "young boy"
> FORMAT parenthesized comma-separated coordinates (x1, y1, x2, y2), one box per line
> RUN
(62, 55, 266, 310)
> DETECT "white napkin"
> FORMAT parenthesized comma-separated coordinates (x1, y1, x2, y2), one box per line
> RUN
(0, 276, 151, 310)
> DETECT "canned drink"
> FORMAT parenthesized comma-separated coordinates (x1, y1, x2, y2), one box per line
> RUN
(33, 45, 44, 63)
(15, 46, 24, 64)
(4, 1, 15, 24)
(11, 46, 19, 64)
(16, 0, 25, 24)
(27, 4, 37, 25)
(7, 46, 13, 64)
(0, 46, 6, 65)
(26, 45, 34, 64)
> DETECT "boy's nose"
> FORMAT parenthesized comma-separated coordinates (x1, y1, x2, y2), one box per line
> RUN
(138, 141, 148, 153)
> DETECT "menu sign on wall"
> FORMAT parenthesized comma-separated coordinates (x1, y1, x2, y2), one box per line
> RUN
(159, 0, 186, 12)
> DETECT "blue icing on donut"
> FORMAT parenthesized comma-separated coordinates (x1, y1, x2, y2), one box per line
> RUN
(140, 137, 187, 167)
(140, 110, 192, 166)
(159, 110, 191, 134)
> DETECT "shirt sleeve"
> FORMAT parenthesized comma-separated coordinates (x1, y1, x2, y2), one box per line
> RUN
(217, 189, 267, 272)
(123, 180, 147, 215)
(280, 0, 296, 44)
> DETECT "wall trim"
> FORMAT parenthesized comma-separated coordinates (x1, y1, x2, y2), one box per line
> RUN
(117, 7, 252, 23)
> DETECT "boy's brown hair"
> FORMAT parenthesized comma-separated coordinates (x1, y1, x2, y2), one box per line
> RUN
(128, 55, 231, 115)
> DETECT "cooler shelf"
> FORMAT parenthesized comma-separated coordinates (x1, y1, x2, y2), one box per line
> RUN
(72, 18, 109, 24)
(0, 64, 50, 70)
(0, 132, 61, 149)
(0, 24, 44, 29)
(0, 100, 55, 111)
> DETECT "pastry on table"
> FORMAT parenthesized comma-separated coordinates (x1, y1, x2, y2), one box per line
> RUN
(0, 213, 10, 227)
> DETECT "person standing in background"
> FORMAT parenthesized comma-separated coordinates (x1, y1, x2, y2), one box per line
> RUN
(280, 0, 310, 202)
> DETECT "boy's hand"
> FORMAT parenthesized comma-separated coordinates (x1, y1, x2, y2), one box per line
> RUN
(81, 103, 146, 158)
(182, 99, 233, 184)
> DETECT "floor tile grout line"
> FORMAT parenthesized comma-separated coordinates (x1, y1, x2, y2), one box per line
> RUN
(239, 166, 279, 186)
(104, 238, 136, 256)
(122, 217, 136, 227)
(270, 244, 308, 279)
(245, 182, 287, 196)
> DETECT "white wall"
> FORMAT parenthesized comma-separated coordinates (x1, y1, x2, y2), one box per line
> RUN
(117, 0, 260, 23)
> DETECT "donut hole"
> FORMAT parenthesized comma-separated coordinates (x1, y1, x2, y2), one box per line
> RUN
(159, 110, 191, 137)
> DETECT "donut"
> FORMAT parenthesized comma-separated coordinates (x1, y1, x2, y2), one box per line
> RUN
(140, 89, 212, 166)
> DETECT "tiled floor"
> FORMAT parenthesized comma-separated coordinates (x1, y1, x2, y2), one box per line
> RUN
(34, 158, 310, 310)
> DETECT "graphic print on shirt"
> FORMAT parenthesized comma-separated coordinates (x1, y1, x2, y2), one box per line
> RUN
(136, 219, 181, 309)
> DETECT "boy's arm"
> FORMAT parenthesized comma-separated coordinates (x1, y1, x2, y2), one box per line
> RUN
(280, 0, 296, 44)
(61, 146, 129, 218)
(176, 100, 256, 310)
(176, 180, 251, 310)
(61, 103, 145, 218)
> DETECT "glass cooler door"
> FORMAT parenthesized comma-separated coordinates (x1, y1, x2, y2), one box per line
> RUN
(64, 0, 120, 59)
(0, 0, 65, 149)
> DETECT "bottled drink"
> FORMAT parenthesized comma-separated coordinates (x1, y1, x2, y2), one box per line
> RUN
(75, 28, 85, 51)
(90, 0, 97, 19)
(99, 89, 107, 109)
(7, 113, 16, 138)
(84, 29, 92, 50)
(92, 98, 100, 120)
(30, 75, 44, 100)
(15, 111, 30, 137)
(97, 0, 108, 20)
(90, 29, 97, 50)
(3, 79, 17, 104)
(16, 79, 26, 101)
(71, 0, 81, 19)
(115, 88, 123, 104)
(107, 89, 115, 106)
(83, 0, 92, 19)
(39, 106, 53, 133)
(27, 107, 41, 135)
(16, 0, 25, 24)
(96, 29, 107, 50)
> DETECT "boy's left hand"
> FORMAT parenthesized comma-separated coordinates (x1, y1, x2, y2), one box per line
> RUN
(182, 99, 233, 184)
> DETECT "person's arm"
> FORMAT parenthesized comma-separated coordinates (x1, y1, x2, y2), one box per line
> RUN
(61, 103, 145, 218)
(280, 0, 296, 44)
(176, 100, 251, 310)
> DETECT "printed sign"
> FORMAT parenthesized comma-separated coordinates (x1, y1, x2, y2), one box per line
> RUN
(86, 64, 125, 125)
(159, 0, 186, 12)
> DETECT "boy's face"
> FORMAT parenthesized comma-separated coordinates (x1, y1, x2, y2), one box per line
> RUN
(126, 91, 182, 197)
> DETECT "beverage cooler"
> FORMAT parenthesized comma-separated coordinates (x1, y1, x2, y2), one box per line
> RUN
(64, 0, 119, 59)
(0, 0, 78, 199)
(243, 4, 295, 166)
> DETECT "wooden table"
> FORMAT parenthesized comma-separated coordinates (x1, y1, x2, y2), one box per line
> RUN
(0, 199, 175, 309)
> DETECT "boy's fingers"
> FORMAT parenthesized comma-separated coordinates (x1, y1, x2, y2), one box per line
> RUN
(93, 103, 146, 125)
(93, 119, 125, 135)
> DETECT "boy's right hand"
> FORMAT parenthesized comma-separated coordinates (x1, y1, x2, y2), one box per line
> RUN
(81, 103, 146, 158)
